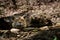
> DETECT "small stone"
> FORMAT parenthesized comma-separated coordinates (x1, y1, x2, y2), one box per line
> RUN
(40, 26, 49, 30)
(17, 35, 20, 37)
(10, 28, 20, 33)
(55, 23, 60, 27)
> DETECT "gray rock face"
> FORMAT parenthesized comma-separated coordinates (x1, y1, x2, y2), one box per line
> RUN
(0, 0, 60, 18)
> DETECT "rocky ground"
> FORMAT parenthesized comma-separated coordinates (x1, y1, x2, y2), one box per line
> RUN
(0, 0, 60, 40)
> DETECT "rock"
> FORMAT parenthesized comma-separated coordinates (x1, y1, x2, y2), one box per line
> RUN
(40, 26, 49, 30)
(10, 28, 20, 34)
(55, 23, 60, 28)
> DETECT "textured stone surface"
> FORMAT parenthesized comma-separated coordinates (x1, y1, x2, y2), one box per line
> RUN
(0, 0, 60, 40)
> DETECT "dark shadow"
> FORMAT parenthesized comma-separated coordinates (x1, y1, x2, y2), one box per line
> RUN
(11, 0, 17, 9)
(0, 17, 12, 30)
(29, 18, 52, 28)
